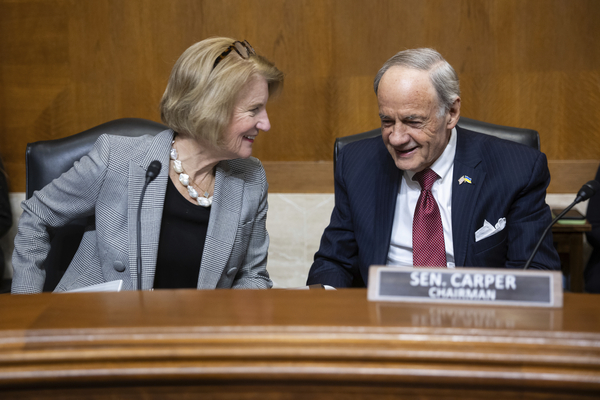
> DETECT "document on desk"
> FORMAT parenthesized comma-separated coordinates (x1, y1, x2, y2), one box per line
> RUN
(65, 280, 123, 293)
(287, 285, 336, 290)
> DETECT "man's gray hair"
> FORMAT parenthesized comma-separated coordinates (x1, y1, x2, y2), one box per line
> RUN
(374, 48, 460, 116)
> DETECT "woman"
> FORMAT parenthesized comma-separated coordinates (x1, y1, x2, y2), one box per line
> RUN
(12, 37, 283, 293)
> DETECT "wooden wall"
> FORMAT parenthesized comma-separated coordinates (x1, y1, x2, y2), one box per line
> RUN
(1, 0, 599, 193)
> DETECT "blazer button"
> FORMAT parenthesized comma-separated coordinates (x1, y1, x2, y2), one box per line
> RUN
(114, 261, 126, 272)
(226, 267, 237, 276)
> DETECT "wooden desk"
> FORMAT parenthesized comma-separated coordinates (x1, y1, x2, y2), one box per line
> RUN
(552, 222, 592, 292)
(0, 289, 599, 399)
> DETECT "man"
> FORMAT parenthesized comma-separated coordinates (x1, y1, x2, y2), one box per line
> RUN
(307, 48, 560, 288)
(584, 165, 600, 293)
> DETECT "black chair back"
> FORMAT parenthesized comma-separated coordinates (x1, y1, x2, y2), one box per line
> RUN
(333, 116, 540, 172)
(25, 118, 168, 291)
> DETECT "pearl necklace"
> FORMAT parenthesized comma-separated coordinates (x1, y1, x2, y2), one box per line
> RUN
(170, 141, 213, 207)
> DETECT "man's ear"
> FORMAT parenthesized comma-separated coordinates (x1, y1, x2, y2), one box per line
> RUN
(447, 97, 461, 129)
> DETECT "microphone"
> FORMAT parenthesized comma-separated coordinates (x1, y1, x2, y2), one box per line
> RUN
(575, 180, 600, 203)
(523, 180, 600, 270)
(137, 160, 162, 290)
(146, 161, 162, 181)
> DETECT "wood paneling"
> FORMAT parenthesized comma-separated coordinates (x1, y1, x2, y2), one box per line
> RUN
(1, 0, 599, 193)
(549, 160, 600, 193)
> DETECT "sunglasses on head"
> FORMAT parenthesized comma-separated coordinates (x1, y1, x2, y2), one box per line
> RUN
(212, 40, 256, 70)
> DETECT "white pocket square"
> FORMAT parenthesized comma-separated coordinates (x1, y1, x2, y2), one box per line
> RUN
(475, 217, 506, 242)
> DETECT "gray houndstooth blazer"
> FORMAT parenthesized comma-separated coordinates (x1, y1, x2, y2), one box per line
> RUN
(12, 129, 272, 293)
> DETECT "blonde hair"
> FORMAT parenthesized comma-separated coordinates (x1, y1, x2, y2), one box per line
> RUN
(160, 37, 284, 146)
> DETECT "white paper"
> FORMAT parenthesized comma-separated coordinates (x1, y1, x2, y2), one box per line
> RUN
(288, 285, 337, 290)
(65, 280, 123, 293)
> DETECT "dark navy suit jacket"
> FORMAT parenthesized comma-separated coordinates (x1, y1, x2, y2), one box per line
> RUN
(307, 126, 561, 288)
(584, 164, 600, 293)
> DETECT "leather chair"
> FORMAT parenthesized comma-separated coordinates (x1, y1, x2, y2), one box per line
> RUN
(25, 118, 168, 291)
(333, 116, 540, 171)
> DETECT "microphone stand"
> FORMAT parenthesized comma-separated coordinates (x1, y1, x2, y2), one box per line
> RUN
(137, 161, 161, 290)
(136, 183, 149, 290)
(524, 180, 600, 270)
(523, 202, 577, 270)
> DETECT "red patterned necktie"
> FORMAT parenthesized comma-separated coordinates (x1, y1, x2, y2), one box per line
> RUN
(412, 168, 447, 267)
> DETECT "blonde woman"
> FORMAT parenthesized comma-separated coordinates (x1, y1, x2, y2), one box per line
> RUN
(12, 38, 283, 293)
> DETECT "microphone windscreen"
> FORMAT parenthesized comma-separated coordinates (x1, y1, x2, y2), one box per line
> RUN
(577, 180, 600, 202)
(147, 160, 162, 180)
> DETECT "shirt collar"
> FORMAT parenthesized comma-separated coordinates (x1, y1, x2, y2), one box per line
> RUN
(405, 127, 457, 182)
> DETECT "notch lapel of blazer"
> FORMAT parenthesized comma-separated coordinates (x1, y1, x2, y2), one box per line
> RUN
(127, 130, 172, 290)
(452, 128, 485, 267)
(197, 161, 244, 289)
(374, 149, 401, 265)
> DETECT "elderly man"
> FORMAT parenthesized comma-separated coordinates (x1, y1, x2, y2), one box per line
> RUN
(307, 48, 560, 288)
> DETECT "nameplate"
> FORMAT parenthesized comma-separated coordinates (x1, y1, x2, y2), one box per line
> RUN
(367, 266, 563, 308)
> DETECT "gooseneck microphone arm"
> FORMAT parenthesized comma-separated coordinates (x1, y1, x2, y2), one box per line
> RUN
(137, 160, 162, 290)
(523, 180, 600, 270)
(523, 203, 577, 270)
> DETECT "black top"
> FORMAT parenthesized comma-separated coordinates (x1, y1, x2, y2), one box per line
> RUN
(0, 158, 12, 280)
(154, 177, 210, 289)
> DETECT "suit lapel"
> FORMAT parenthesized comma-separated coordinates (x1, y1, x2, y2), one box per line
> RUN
(197, 161, 244, 289)
(127, 130, 172, 289)
(452, 128, 485, 267)
(374, 149, 401, 265)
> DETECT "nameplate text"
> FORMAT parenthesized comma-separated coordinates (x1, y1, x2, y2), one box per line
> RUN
(367, 266, 562, 308)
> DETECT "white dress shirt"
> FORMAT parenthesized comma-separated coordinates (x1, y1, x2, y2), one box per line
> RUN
(386, 127, 457, 268)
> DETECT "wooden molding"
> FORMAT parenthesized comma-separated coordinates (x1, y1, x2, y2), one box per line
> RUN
(1, 290, 600, 398)
(11, 159, 593, 195)
(265, 160, 600, 194)
(263, 161, 334, 193)
(548, 160, 600, 193)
